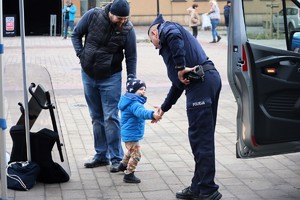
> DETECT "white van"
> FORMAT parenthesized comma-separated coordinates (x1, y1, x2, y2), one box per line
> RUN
(273, 6, 300, 32)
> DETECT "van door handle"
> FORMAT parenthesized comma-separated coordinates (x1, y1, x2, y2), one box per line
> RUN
(237, 59, 245, 68)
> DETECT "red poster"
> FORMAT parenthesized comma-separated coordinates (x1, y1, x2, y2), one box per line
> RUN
(5, 17, 15, 31)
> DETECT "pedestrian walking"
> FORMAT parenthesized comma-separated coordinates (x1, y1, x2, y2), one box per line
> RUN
(62, 0, 77, 39)
(207, 0, 221, 43)
(71, 0, 137, 172)
(148, 14, 222, 200)
(187, 4, 200, 38)
(224, 1, 231, 41)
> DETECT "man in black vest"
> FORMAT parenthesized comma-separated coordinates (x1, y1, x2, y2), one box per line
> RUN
(71, 0, 137, 172)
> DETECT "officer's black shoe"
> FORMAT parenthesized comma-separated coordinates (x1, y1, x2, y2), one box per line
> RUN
(123, 172, 141, 183)
(176, 186, 198, 199)
(197, 191, 222, 200)
(84, 159, 110, 168)
(118, 162, 127, 172)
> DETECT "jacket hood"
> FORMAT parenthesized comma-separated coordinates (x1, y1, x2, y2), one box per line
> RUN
(118, 92, 147, 111)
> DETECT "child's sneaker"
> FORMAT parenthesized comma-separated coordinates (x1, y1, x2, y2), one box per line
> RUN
(123, 172, 141, 183)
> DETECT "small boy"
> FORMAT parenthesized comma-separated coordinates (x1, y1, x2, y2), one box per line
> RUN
(117, 74, 161, 183)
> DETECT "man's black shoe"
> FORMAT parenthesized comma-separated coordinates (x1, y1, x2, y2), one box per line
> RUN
(176, 186, 198, 199)
(110, 162, 121, 173)
(84, 159, 110, 168)
(217, 36, 221, 42)
(118, 162, 127, 172)
(197, 191, 222, 200)
(209, 40, 217, 43)
(123, 172, 141, 183)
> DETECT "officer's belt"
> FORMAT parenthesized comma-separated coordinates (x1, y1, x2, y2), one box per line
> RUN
(200, 63, 216, 71)
(184, 63, 216, 82)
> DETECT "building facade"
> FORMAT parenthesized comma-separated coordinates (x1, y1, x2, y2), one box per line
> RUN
(2, 0, 284, 36)
(74, 0, 283, 26)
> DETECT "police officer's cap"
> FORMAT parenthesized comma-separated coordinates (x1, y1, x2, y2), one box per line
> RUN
(148, 14, 165, 34)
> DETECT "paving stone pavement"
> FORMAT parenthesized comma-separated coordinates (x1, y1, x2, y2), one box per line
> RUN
(1, 26, 300, 200)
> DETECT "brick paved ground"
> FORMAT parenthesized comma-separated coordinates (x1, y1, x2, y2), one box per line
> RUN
(1, 27, 300, 200)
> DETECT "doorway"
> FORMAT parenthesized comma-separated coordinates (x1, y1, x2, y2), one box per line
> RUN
(3, 0, 62, 36)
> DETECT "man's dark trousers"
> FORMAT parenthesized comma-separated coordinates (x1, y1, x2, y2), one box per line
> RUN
(185, 69, 222, 195)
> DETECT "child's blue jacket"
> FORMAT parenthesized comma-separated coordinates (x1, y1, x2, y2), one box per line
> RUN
(118, 92, 154, 142)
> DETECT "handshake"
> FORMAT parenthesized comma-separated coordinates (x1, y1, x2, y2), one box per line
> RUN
(151, 106, 163, 123)
(183, 65, 205, 82)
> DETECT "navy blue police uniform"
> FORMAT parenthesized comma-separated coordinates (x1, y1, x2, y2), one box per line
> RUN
(153, 15, 222, 196)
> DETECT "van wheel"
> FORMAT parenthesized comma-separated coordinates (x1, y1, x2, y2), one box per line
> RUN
(236, 143, 241, 158)
(288, 23, 295, 33)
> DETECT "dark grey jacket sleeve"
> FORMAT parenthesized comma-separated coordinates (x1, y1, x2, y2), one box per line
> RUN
(161, 84, 184, 112)
(71, 9, 94, 57)
(124, 26, 137, 77)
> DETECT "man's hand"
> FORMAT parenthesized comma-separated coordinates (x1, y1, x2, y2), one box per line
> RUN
(178, 67, 196, 85)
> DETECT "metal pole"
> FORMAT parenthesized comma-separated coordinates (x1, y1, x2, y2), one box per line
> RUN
(19, 0, 31, 161)
(61, 0, 64, 37)
(157, 0, 160, 16)
(0, 0, 9, 198)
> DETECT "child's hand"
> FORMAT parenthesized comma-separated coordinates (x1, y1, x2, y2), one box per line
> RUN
(153, 111, 162, 121)
(151, 106, 164, 123)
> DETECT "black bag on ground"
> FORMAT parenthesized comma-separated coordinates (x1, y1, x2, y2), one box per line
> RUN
(9, 125, 69, 183)
(6, 161, 40, 191)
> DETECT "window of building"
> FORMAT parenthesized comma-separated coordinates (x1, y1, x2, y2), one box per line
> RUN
(80, 0, 111, 15)
(80, 0, 88, 15)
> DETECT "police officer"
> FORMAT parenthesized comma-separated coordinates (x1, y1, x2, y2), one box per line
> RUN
(148, 14, 222, 200)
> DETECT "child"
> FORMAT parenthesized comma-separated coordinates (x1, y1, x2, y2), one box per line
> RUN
(117, 74, 161, 183)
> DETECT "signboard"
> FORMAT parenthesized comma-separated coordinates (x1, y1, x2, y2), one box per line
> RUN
(3, 15, 16, 37)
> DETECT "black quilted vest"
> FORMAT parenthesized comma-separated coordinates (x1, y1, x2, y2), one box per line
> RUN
(79, 6, 133, 80)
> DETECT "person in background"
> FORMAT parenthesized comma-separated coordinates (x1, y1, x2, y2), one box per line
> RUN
(62, 0, 77, 39)
(71, 0, 137, 173)
(223, 1, 231, 41)
(187, 4, 200, 38)
(117, 75, 161, 183)
(207, 0, 221, 43)
(148, 14, 222, 200)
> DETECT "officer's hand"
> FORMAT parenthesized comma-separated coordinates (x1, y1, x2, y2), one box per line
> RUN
(178, 67, 195, 85)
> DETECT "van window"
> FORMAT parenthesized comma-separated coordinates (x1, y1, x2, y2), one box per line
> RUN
(245, 0, 299, 51)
